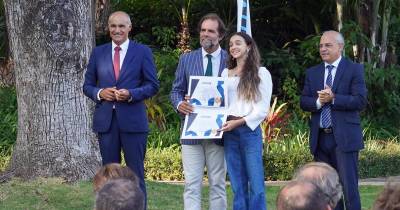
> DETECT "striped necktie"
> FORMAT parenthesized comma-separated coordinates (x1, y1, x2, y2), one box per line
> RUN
(321, 65, 334, 128)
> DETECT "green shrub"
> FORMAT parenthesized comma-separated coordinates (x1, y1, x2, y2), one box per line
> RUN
(0, 148, 11, 172)
(359, 139, 400, 178)
(147, 123, 180, 148)
(364, 65, 400, 129)
(264, 131, 313, 181)
(0, 87, 17, 153)
(145, 145, 183, 181)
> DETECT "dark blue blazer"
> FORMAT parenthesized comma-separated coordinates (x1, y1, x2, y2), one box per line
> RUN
(300, 57, 367, 153)
(83, 41, 159, 133)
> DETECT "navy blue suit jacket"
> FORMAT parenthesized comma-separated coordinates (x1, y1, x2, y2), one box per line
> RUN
(300, 57, 367, 153)
(83, 41, 159, 133)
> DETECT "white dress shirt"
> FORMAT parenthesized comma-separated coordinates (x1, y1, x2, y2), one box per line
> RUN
(316, 56, 342, 109)
(202, 46, 221, 76)
(97, 39, 130, 100)
(221, 67, 273, 130)
(112, 39, 130, 68)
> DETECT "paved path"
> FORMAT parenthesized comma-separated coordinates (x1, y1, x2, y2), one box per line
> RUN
(159, 176, 400, 186)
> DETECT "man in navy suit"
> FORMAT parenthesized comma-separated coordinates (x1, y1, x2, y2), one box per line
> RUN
(170, 13, 227, 210)
(83, 11, 159, 204)
(300, 30, 367, 210)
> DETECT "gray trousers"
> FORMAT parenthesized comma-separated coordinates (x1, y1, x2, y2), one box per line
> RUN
(182, 141, 227, 210)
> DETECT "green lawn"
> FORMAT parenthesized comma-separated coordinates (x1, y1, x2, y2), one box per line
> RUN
(0, 178, 382, 210)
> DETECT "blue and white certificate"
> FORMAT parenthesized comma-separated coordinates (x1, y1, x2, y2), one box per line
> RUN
(181, 76, 228, 139)
(188, 76, 227, 108)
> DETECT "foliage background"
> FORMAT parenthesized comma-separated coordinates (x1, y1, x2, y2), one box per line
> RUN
(0, 0, 399, 180)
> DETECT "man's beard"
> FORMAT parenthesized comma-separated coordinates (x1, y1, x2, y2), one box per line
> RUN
(201, 39, 215, 50)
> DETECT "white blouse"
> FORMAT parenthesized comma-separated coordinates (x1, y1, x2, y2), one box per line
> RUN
(221, 67, 273, 130)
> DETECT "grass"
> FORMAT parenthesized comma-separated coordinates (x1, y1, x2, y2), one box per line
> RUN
(0, 178, 383, 210)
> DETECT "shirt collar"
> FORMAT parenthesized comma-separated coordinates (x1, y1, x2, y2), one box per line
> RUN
(202, 46, 221, 58)
(324, 56, 342, 69)
(112, 39, 130, 51)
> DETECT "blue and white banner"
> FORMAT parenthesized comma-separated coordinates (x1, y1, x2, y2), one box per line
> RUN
(237, 0, 252, 37)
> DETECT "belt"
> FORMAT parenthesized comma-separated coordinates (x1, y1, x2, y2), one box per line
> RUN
(320, 127, 333, 134)
(227, 115, 242, 121)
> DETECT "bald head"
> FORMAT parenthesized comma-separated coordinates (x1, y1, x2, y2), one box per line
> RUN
(294, 162, 342, 208)
(322, 31, 344, 44)
(108, 11, 132, 45)
(277, 181, 331, 210)
(108, 11, 131, 25)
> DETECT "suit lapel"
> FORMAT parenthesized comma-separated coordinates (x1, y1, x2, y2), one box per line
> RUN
(194, 49, 204, 76)
(218, 50, 227, 76)
(317, 63, 325, 91)
(118, 40, 136, 80)
(332, 58, 346, 92)
(104, 43, 116, 81)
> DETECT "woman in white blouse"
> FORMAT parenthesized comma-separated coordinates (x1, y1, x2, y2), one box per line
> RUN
(220, 32, 272, 210)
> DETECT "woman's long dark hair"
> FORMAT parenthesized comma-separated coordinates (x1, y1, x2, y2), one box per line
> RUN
(227, 32, 261, 102)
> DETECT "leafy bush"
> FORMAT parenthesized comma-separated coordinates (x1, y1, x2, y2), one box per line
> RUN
(364, 65, 400, 129)
(264, 131, 313, 181)
(0, 87, 17, 153)
(147, 123, 180, 148)
(359, 139, 400, 178)
(146, 50, 181, 130)
(145, 145, 183, 181)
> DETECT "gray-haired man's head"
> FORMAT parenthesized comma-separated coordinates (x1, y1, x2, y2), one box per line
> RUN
(293, 162, 343, 208)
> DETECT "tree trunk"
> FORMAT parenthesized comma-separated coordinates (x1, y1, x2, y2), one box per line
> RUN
(95, 0, 111, 39)
(336, 0, 344, 31)
(370, 0, 381, 48)
(379, 0, 392, 68)
(4, 0, 101, 181)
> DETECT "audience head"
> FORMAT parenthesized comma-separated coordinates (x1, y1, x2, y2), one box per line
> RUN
(372, 180, 400, 210)
(276, 180, 331, 210)
(93, 163, 138, 192)
(293, 162, 342, 208)
(95, 178, 144, 210)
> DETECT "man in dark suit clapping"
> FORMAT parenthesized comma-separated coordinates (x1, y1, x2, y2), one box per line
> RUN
(300, 30, 367, 210)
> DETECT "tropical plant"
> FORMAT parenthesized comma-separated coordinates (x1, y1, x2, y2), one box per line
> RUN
(261, 97, 290, 143)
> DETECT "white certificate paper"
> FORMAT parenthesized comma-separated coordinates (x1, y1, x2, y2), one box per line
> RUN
(181, 76, 228, 140)
(188, 76, 227, 108)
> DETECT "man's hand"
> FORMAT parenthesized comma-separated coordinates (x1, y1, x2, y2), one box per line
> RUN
(317, 86, 335, 104)
(219, 118, 245, 132)
(100, 87, 117, 101)
(177, 95, 194, 115)
(115, 89, 131, 101)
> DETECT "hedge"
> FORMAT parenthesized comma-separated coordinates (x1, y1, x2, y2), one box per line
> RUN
(143, 139, 400, 181)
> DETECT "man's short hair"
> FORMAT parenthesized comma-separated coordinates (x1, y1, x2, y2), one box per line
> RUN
(276, 180, 329, 210)
(372, 180, 400, 210)
(93, 163, 139, 192)
(197, 13, 226, 38)
(294, 162, 342, 208)
(322, 30, 344, 44)
(95, 178, 144, 210)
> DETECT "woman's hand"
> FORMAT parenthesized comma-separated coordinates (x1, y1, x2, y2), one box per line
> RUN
(220, 118, 245, 131)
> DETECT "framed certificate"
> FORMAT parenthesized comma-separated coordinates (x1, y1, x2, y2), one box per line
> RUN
(181, 76, 228, 140)
(188, 76, 227, 108)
